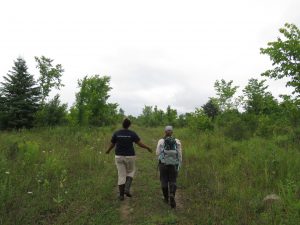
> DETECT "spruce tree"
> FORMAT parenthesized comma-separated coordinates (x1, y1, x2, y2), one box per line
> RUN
(1, 57, 40, 129)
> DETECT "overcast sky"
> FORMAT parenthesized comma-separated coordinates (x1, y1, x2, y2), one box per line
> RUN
(0, 0, 299, 115)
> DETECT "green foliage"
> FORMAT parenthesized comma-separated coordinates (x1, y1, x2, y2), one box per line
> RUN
(42, 155, 65, 178)
(216, 110, 251, 140)
(187, 108, 214, 131)
(137, 105, 178, 127)
(138, 105, 157, 126)
(260, 23, 300, 96)
(202, 97, 220, 119)
(214, 79, 239, 111)
(35, 95, 68, 127)
(0, 57, 41, 129)
(0, 127, 120, 225)
(74, 75, 119, 126)
(255, 115, 276, 138)
(179, 129, 300, 225)
(243, 78, 278, 115)
(277, 95, 300, 127)
(1, 126, 300, 224)
(165, 105, 178, 125)
(35, 56, 64, 103)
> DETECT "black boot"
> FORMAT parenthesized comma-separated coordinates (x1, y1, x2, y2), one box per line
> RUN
(162, 187, 169, 203)
(125, 176, 133, 197)
(169, 184, 177, 208)
(118, 184, 125, 201)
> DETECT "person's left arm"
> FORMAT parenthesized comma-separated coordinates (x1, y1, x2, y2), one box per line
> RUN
(132, 132, 152, 153)
(136, 141, 152, 152)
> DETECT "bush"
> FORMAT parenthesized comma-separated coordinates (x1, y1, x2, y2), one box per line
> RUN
(217, 111, 250, 140)
(255, 115, 275, 138)
(187, 109, 214, 132)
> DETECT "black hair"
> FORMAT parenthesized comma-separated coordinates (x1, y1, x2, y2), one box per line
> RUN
(122, 118, 131, 129)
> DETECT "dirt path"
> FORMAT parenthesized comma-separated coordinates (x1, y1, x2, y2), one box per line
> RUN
(114, 185, 134, 224)
(119, 196, 132, 223)
(115, 127, 186, 224)
(175, 188, 184, 210)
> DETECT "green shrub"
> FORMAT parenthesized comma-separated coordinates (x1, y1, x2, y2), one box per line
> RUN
(187, 109, 214, 131)
(223, 116, 250, 140)
(18, 141, 40, 164)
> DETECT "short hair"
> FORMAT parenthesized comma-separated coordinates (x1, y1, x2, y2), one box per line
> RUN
(122, 118, 131, 129)
(165, 125, 173, 131)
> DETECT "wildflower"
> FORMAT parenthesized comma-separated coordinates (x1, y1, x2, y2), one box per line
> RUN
(42, 151, 46, 153)
(27, 191, 33, 194)
(38, 179, 42, 183)
(5, 171, 10, 175)
(65, 191, 68, 194)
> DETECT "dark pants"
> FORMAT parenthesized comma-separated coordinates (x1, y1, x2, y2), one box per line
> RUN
(159, 163, 177, 195)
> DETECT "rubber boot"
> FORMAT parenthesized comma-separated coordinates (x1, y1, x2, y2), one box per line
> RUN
(169, 184, 177, 208)
(125, 176, 133, 197)
(118, 184, 125, 201)
(162, 187, 169, 203)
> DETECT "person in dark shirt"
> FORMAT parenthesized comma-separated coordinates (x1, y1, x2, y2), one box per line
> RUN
(106, 118, 152, 200)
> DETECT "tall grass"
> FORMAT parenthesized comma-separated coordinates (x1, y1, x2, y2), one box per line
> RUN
(177, 129, 300, 225)
(1, 126, 299, 224)
(0, 126, 121, 225)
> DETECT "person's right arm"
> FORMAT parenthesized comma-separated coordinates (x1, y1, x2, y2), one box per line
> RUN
(106, 133, 117, 154)
(105, 142, 115, 154)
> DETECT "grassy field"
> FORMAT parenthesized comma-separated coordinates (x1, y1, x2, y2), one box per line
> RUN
(1, 126, 300, 225)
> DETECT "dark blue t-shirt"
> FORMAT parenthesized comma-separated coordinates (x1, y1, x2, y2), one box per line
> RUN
(111, 129, 140, 156)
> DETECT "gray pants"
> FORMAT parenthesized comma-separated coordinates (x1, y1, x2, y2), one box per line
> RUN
(159, 163, 177, 193)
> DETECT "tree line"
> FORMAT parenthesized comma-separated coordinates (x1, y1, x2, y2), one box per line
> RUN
(0, 56, 124, 129)
(0, 23, 299, 138)
(135, 24, 300, 141)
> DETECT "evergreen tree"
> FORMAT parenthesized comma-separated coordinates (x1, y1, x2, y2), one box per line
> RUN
(0, 93, 7, 129)
(0, 57, 40, 129)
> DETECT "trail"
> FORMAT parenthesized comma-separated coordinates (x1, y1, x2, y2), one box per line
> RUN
(119, 193, 133, 224)
(175, 188, 184, 210)
(115, 128, 186, 225)
(118, 180, 135, 224)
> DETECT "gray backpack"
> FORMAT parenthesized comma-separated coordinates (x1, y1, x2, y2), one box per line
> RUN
(160, 136, 179, 165)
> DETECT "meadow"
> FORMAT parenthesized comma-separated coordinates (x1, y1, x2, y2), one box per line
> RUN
(1, 126, 300, 225)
